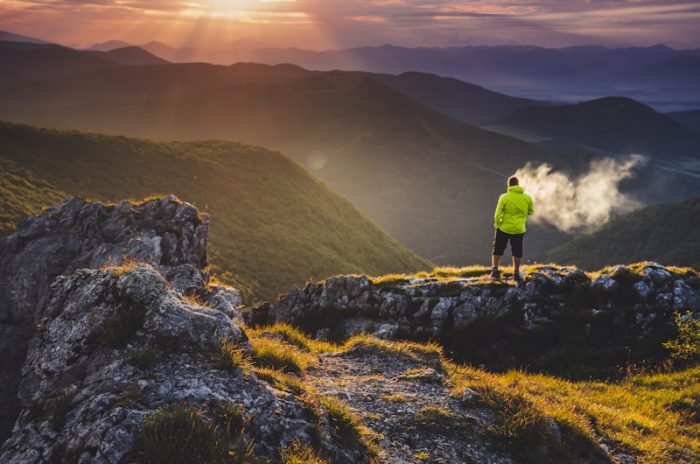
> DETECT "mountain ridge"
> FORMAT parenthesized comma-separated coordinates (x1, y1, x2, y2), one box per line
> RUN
(0, 121, 429, 300)
(544, 197, 700, 270)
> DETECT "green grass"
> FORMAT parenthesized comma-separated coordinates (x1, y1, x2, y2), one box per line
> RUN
(280, 441, 329, 464)
(318, 395, 381, 458)
(173, 325, 699, 464)
(248, 336, 317, 375)
(413, 405, 470, 436)
(545, 198, 700, 271)
(136, 405, 229, 464)
(447, 361, 700, 463)
(0, 121, 430, 302)
(0, 157, 66, 236)
(380, 393, 408, 403)
(248, 323, 336, 353)
(217, 338, 250, 371)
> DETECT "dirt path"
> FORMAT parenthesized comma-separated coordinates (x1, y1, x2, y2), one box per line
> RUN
(306, 347, 514, 464)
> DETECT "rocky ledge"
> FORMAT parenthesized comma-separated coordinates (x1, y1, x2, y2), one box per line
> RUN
(0, 195, 219, 443)
(250, 264, 700, 378)
(0, 197, 375, 463)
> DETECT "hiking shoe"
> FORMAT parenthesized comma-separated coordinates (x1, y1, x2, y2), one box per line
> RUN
(489, 268, 501, 279)
(513, 272, 523, 284)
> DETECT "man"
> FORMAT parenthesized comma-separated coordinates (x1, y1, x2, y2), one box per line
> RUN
(490, 176, 534, 283)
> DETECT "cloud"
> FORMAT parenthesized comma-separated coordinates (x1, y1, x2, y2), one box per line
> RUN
(1, 0, 699, 48)
(514, 155, 648, 233)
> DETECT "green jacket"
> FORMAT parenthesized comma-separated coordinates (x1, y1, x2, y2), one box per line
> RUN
(494, 185, 534, 234)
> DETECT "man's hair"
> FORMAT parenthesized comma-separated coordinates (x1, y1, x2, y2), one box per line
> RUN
(508, 176, 519, 187)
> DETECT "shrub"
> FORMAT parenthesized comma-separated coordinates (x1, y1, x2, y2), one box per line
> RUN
(664, 312, 700, 363)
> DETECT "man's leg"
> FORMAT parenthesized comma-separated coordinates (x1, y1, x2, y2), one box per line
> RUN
(512, 256, 522, 273)
(510, 233, 524, 281)
(490, 229, 508, 278)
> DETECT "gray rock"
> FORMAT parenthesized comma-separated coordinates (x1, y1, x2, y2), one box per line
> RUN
(1, 264, 368, 464)
(258, 263, 700, 376)
(0, 196, 212, 443)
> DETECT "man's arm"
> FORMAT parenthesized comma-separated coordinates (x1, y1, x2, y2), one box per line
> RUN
(494, 195, 506, 229)
(527, 196, 534, 216)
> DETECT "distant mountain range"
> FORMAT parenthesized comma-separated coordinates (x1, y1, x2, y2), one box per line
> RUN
(85, 46, 168, 66)
(86, 40, 132, 51)
(666, 109, 700, 134)
(0, 40, 167, 85)
(0, 31, 49, 45)
(487, 97, 700, 168)
(0, 121, 428, 300)
(142, 42, 700, 112)
(544, 197, 700, 270)
(1, 33, 699, 269)
(5, 30, 700, 110)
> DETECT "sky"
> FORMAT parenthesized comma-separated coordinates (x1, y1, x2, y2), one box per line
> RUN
(1, 0, 700, 50)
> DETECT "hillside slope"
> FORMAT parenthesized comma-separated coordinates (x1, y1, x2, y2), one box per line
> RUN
(368, 71, 543, 125)
(0, 41, 117, 85)
(544, 198, 700, 270)
(86, 46, 169, 66)
(667, 109, 700, 134)
(0, 62, 579, 264)
(0, 122, 429, 300)
(489, 97, 700, 163)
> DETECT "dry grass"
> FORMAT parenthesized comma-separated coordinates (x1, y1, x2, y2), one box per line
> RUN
(318, 395, 381, 459)
(217, 339, 250, 371)
(447, 361, 700, 463)
(248, 323, 336, 353)
(381, 393, 409, 403)
(280, 441, 329, 464)
(245, 325, 699, 463)
(342, 334, 443, 368)
(249, 336, 317, 375)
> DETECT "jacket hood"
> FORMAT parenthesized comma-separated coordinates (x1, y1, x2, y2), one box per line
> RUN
(508, 185, 525, 194)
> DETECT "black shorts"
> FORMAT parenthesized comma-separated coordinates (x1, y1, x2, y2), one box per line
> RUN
(492, 229, 524, 258)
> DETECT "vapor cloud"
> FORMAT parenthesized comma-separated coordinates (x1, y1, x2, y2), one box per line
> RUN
(514, 155, 648, 233)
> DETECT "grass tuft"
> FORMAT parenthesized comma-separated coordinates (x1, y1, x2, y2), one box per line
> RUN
(248, 324, 336, 353)
(249, 336, 317, 375)
(381, 393, 408, 403)
(318, 395, 381, 459)
(217, 338, 250, 371)
(280, 441, 329, 464)
(342, 334, 443, 368)
(136, 404, 229, 464)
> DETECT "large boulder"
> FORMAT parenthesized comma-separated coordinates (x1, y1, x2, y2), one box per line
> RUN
(0, 196, 216, 444)
(1, 264, 361, 463)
